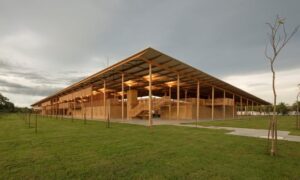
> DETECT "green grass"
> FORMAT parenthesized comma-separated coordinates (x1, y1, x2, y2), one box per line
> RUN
(1, 113, 300, 179)
(193, 116, 300, 135)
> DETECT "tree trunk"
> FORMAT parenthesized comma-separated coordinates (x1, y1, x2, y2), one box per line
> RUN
(270, 62, 277, 156)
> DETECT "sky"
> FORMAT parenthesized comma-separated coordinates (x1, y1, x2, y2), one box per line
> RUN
(0, 0, 299, 107)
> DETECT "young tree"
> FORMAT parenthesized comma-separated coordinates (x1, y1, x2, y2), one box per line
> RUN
(265, 16, 299, 156)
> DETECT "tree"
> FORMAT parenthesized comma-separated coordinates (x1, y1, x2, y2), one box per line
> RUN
(0, 93, 15, 112)
(276, 102, 289, 115)
(265, 15, 299, 156)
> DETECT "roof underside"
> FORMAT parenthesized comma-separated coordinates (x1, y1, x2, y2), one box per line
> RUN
(32, 47, 270, 106)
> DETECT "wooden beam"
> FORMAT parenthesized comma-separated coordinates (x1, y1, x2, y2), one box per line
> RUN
(140, 57, 210, 87)
(33, 52, 148, 106)
(140, 57, 262, 106)
(149, 63, 152, 126)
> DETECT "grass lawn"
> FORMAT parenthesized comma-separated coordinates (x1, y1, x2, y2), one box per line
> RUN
(194, 116, 300, 136)
(1, 113, 300, 179)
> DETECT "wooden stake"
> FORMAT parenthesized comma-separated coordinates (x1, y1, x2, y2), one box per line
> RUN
(196, 80, 200, 125)
(297, 94, 299, 129)
(121, 73, 124, 121)
(177, 74, 180, 120)
(211, 86, 214, 120)
(28, 113, 31, 128)
(35, 112, 37, 134)
(185, 89, 188, 120)
(104, 80, 107, 125)
(223, 90, 226, 120)
(91, 87, 93, 120)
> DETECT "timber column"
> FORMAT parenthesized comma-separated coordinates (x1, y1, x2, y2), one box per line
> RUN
(232, 94, 235, 119)
(121, 73, 124, 121)
(148, 63, 152, 126)
(169, 86, 171, 120)
(103, 80, 106, 120)
(240, 96, 243, 117)
(246, 99, 249, 116)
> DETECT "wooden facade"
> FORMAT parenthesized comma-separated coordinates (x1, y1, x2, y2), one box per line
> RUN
(32, 48, 270, 124)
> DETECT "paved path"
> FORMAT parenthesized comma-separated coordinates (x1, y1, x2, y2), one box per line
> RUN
(118, 119, 300, 143)
(176, 124, 300, 142)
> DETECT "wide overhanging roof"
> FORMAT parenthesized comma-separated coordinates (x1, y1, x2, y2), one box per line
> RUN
(32, 47, 270, 106)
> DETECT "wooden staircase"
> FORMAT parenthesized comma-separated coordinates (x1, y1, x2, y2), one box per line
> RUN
(128, 97, 171, 119)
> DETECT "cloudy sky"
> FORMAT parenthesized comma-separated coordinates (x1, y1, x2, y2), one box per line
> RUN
(0, 0, 299, 107)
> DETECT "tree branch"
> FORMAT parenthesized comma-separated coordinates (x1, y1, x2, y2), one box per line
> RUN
(264, 43, 273, 62)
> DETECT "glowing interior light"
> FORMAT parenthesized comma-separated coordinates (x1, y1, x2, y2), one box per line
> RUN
(117, 91, 126, 96)
(143, 74, 165, 81)
(165, 81, 177, 87)
(98, 88, 114, 93)
(124, 80, 138, 87)
(92, 90, 98, 95)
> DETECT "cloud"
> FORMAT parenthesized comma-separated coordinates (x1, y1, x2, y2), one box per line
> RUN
(0, 78, 61, 96)
(222, 68, 300, 105)
(0, 0, 299, 107)
(0, 59, 86, 102)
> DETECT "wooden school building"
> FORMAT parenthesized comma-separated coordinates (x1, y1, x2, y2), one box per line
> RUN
(31, 47, 270, 125)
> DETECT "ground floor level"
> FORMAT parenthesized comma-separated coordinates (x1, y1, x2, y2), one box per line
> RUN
(37, 88, 267, 123)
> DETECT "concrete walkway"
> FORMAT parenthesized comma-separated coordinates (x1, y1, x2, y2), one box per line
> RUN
(118, 119, 300, 143)
(177, 124, 300, 142)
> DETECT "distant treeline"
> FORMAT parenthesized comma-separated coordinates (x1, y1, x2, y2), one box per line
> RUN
(0, 93, 31, 113)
